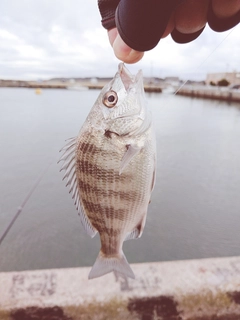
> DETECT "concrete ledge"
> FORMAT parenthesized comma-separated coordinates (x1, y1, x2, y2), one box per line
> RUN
(1, 256, 240, 319)
(177, 86, 240, 103)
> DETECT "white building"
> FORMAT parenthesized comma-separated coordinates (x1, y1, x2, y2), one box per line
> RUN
(206, 72, 240, 85)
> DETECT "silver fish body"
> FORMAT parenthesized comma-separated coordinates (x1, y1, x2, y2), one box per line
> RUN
(59, 63, 156, 279)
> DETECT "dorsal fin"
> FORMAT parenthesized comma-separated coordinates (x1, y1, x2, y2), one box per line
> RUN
(58, 137, 97, 238)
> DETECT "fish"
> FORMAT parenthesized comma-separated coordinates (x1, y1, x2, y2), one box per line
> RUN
(58, 63, 156, 280)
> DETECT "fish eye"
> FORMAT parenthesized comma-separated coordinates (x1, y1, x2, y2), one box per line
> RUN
(103, 90, 118, 108)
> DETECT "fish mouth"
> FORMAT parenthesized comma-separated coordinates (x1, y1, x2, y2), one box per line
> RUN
(118, 63, 143, 91)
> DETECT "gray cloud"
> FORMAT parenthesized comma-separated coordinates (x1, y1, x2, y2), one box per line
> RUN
(0, 0, 239, 80)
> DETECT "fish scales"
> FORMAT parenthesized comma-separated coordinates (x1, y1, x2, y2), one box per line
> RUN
(77, 132, 142, 234)
(76, 132, 150, 258)
(59, 63, 156, 279)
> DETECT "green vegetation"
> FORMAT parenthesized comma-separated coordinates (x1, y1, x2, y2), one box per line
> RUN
(217, 78, 230, 86)
(0, 310, 10, 320)
(180, 289, 232, 316)
(64, 298, 138, 320)
(210, 81, 216, 86)
(2, 289, 240, 320)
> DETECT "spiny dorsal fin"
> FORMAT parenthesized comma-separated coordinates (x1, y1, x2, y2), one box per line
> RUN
(58, 137, 97, 238)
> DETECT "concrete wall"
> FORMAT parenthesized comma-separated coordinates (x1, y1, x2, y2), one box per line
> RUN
(177, 85, 240, 102)
(206, 72, 240, 85)
(1, 256, 240, 319)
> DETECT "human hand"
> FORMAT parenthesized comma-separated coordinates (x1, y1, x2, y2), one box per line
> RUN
(98, 0, 240, 64)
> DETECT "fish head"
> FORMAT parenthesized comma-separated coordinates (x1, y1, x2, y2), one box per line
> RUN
(97, 63, 149, 137)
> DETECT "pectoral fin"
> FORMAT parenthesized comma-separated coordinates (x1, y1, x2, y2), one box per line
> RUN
(119, 144, 141, 175)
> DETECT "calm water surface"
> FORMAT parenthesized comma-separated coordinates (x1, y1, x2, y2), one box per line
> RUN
(0, 87, 240, 272)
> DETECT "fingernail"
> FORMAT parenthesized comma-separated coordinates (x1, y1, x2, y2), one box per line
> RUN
(113, 34, 144, 64)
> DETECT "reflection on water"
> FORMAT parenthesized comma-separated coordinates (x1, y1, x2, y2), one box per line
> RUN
(0, 88, 240, 272)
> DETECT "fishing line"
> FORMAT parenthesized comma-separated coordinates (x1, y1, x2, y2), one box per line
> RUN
(173, 27, 236, 96)
(0, 161, 52, 246)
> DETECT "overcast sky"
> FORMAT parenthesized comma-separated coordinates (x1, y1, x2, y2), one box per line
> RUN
(0, 0, 239, 80)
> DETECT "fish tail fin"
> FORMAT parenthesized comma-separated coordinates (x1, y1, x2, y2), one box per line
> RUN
(88, 250, 135, 280)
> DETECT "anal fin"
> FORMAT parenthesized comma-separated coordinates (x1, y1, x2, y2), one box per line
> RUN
(124, 214, 147, 241)
(124, 228, 140, 241)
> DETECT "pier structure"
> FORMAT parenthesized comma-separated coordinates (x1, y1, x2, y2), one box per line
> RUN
(1, 79, 240, 102)
(177, 85, 240, 103)
(1, 256, 240, 319)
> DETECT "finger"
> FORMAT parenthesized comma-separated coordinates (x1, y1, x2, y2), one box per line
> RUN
(208, 0, 240, 32)
(162, 13, 175, 38)
(174, 0, 209, 34)
(211, 0, 240, 18)
(108, 28, 118, 46)
(108, 28, 144, 64)
(112, 34, 144, 64)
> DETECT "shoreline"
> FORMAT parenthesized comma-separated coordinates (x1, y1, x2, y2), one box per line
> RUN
(1, 82, 240, 102)
(0, 82, 162, 93)
(177, 85, 240, 103)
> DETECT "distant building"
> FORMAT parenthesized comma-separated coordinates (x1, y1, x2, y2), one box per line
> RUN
(90, 77, 98, 84)
(206, 72, 240, 85)
(164, 76, 180, 86)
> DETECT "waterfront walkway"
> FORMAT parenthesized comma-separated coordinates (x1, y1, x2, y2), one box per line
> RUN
(1, 256, 240, 319)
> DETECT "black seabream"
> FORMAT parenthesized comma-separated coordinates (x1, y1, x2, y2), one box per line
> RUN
(59, 63, 156, 279)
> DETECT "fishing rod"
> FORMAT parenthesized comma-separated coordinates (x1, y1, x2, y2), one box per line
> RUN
(0, 162, 51, 246)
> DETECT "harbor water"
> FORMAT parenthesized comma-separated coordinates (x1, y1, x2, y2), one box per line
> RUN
(0, 87, 240, 272)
